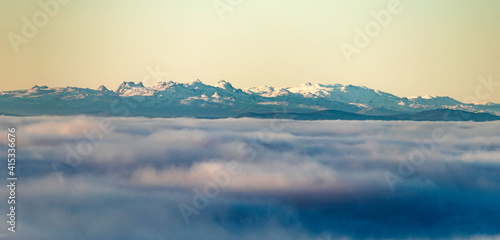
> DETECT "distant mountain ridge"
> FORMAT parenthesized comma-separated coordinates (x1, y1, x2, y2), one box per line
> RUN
(0, 80, 499, 120)
(237, 109, 500, 122)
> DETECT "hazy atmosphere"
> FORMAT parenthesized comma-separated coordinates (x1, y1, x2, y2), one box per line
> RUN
(1, 1, 500, 239)
(1, 0, 500, 102)
(1, 116, 500, 239)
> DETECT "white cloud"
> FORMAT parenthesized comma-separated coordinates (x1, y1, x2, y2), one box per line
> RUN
(1, 116, 499, 240)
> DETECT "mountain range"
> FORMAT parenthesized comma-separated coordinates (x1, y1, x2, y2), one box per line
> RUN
(1, 80, 499, 121)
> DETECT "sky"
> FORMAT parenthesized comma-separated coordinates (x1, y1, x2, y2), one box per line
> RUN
(1, 116, 500, 239)
(1, 0, 500, 103)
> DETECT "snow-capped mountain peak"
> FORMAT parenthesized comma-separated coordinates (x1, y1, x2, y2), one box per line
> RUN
(97, 85, 110, 92)
(153, 81, 176, 91)
(117, 81, 153, 96)
(218, 80, 235, 90)
(1, 80, 499, 117)
(189, 79, 204, 85)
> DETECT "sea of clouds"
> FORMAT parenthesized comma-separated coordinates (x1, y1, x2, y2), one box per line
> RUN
(0, 116, 499, 240)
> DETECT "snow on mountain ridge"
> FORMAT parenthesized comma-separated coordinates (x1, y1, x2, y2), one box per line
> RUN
(2, 80, 500, 116)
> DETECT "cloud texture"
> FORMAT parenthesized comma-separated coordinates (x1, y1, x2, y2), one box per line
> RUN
(0, 116, 499, 240)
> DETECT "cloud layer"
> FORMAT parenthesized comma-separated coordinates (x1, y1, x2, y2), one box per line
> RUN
(0, 116, 499, 240)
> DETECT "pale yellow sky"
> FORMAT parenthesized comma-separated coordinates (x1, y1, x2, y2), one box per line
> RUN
(1, 0, 500, 103)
